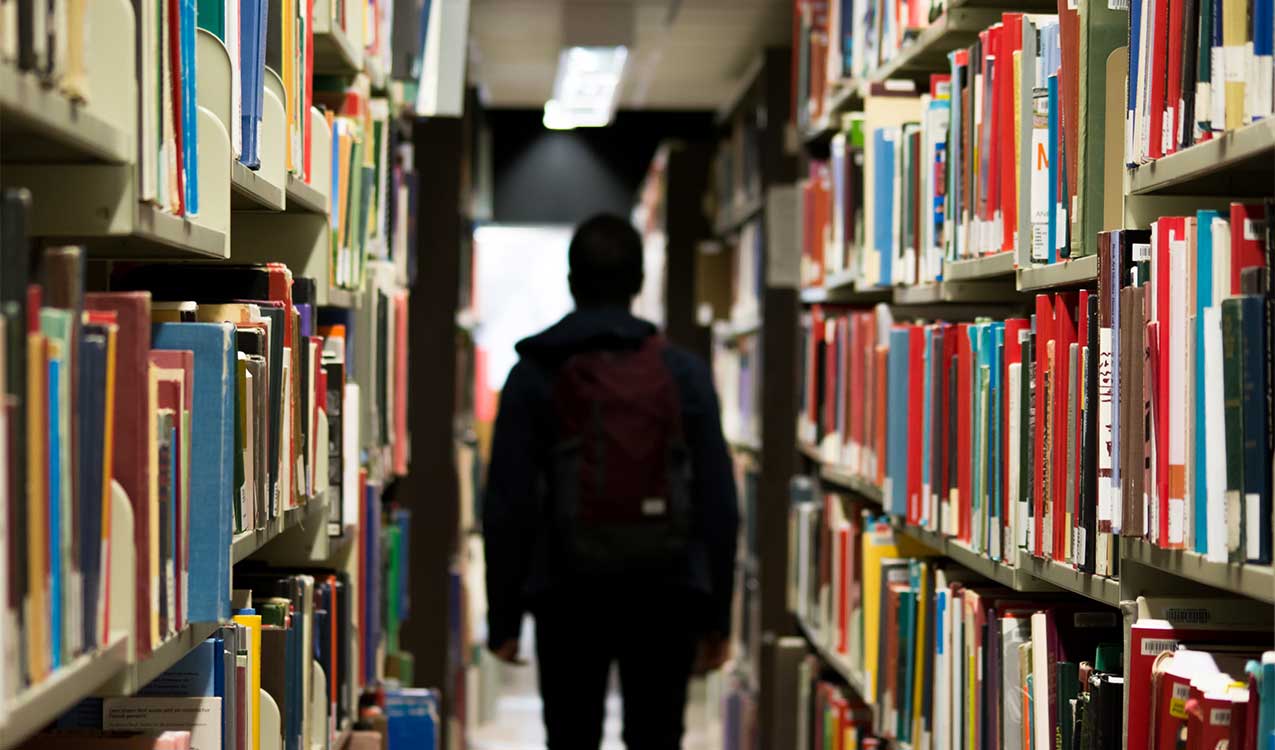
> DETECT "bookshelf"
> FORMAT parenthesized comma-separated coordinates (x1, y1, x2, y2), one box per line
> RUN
(708, 47, 801, 748)
(0, 1, 441, 748)
(1128, 119, 1275, 197)
(767, 1, 1275, 742)
(0, 635, 130, 749)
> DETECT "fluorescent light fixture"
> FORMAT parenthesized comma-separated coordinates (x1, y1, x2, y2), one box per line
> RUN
(542, 45, 628, 130)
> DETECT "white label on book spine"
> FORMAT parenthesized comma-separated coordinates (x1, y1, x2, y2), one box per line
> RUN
(1109, 0, 1128, 9)
(1056, 205, 1068, 250)
(1225, 47, 1247, 82)
(1226, 490, 1243, 552)
(1246, 493, 1262, 556)
(1141, 638, 1180, 656)
(1169, 498, 1185, 544)
(1244, 218, 1266, 241)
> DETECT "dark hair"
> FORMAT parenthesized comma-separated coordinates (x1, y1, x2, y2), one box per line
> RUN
(567, 214, 644, 308)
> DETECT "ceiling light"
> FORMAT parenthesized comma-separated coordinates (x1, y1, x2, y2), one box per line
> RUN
(542, 46, 628, 130)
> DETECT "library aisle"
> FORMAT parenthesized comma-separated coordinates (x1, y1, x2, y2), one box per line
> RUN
(4, 0, 1275, 749)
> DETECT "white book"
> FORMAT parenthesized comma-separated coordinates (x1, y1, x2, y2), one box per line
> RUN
(1168, 231, 1188, 546)
(1031, 612, 1052, 750)
(1203, 306, 1229, 562)
(1000, 615, 1032, 750)
(1008, 362, 1024, 552)
(104, 696, 222, 750)
(932, 576, 949, 750)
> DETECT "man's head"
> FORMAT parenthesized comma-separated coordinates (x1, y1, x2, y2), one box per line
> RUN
(568, 214, 644, 309)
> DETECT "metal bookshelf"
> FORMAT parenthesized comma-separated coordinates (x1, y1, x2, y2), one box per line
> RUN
(0, 634, 130, 750)
(1128, 118, 1275, 196)
(232, 160, 287, 211)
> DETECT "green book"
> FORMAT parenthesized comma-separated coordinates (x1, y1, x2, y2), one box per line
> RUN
(1074, 0, 1130, 255)
(196, 0, 225, 39)
(1055, 661, 1079, 750)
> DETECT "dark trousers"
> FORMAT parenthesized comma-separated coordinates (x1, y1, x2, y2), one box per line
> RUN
(534, 586, 702, 750)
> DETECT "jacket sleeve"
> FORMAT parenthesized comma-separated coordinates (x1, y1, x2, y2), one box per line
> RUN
(686, 357, 740, 638)
(482, 360, 542, 649)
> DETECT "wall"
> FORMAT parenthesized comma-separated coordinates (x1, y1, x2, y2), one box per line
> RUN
(488, 108, 715, 224)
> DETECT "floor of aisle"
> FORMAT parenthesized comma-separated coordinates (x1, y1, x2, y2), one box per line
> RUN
(467, 626, 719, 750)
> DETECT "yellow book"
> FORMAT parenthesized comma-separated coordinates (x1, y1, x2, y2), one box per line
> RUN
(860, 520, 933, 699)
(97, 321, 119, 646)
(910, 560, 930, 745)
(234, 612, 264, 750)
(1223, 0, 1247, 130)
(25, 332, 48, 682)
(283, 0, 295, 174)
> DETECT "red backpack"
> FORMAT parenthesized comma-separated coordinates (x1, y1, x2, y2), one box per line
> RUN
(549, 336, 692, 573)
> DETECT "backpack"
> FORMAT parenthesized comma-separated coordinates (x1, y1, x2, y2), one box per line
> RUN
(548, 335, 693, 574)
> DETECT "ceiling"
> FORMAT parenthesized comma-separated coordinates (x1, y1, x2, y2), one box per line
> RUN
(467, 0, 792, 110)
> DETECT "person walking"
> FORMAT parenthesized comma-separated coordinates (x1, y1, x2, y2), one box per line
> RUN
(483, 213, 740, 750)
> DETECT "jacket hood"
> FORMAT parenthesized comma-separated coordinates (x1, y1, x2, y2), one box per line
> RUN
(515, 308, 657, 360)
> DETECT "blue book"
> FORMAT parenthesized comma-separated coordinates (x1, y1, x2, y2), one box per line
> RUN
(1239, 296, 1271, 563)
(412, 0, 436, 80)
(972, 325, 988, 548)
(991, 323, 1004, 558)
(1047, 74, 1060, 265)
(138, 638, 218, 696)
(1255, 0, 1274, 123)
(181, 0, 199, 214)
(1258, 657, 1275, 743)
(887, 328, 911, 516)
(385, 688, 440, 750)
(79, 330, 109, 651)
(874, 128, 897, 286)
(152, 323, 236, 622)
(239, 0, 261, 167)
(363, 482, 383, 684)
(1127, 0, 1143, 165)
(1194, 212, 1219, 553)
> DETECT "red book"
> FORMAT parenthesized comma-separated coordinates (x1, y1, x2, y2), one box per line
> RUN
(149, 349, 193, 631)
(1153, 220, 1176, 544)
(940, 324, 959, 529)
(1074, 290, 1089, 543)
(168, 0, 185, 216)
(84, 292, 154, 657)
(1056, 0, 1080, 199)
(1052, 292, 1077, 557)
(907, 325, 925, 524)
(824, 312, 839, 440)
(985, 25, 1002, 240)
(809, 305, 825, 431)
(1000, 14, 1024, 252)
(875, 346, 888, 486)
(1164, 0, 1187, 155)
(849, 314, 864, 466)
(1196, 688, 1235, 750)
(957, 324, 973, 541)
(1229, 203, 1269, 293)
(1147, 0, 1170, 160)
(839, 317, 853, 458)
(1034, 295, 1055, 557)
(1002, 317, 1029, 536)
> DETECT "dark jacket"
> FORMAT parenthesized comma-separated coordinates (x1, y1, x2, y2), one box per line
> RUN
(482, 307, 739, 648)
